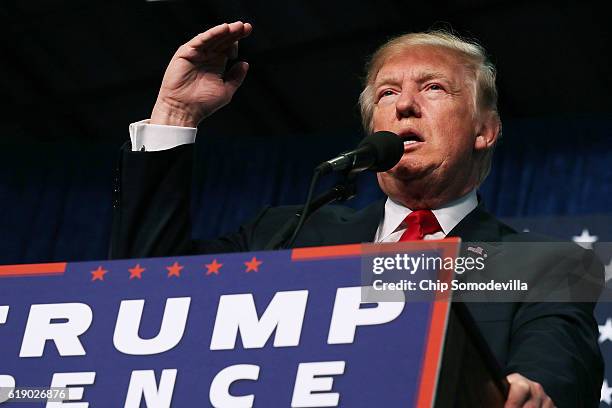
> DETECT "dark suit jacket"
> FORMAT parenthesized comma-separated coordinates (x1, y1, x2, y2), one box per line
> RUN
(110, 143, 604, 407)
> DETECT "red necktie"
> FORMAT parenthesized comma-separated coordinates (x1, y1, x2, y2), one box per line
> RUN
(398, 210, 442, 241)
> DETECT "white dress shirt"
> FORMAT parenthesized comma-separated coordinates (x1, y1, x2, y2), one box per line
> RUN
(128, 120, 478, 242)
(374, 191, 478, 242)
(129, 120, 197, 151)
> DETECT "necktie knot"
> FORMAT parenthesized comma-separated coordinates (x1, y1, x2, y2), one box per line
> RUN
(399, 210, 442, 241)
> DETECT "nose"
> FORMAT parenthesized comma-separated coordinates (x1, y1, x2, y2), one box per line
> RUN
(395, 90, 421, 119)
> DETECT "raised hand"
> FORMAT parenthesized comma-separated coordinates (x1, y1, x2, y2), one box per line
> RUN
(150, 21, 253, 127)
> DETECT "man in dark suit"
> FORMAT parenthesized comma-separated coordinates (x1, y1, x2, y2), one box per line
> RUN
(110, 22, 603, 407)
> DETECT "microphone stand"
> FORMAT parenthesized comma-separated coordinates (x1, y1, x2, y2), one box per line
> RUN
(263, 172, 357, 250)
(265, 131, 402, 250)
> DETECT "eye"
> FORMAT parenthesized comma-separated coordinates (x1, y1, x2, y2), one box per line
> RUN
(425, 83, 444, 91)
(378, 89, 397, 101)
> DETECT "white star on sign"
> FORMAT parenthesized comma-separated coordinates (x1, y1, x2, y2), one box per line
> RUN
(602, 379, 612, 405)
(606, 258, 612, 283)
(572, 229, 598, 249)
(599, 318, 612, 344)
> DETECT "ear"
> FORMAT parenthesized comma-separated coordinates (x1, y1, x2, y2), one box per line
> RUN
(474, 111, 501, 152)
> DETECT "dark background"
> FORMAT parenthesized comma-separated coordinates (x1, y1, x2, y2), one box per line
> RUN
(1, 0, 611, 264)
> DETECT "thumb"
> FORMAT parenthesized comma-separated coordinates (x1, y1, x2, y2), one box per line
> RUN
(225, 61, 249, 95)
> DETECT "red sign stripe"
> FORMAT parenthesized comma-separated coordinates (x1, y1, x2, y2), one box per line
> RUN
(415, 299, 451, 407)
(290, 244, 362, 261)
(0, 262, 67, 278)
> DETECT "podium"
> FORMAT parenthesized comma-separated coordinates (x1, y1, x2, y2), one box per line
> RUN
(0, 241, 507, 407)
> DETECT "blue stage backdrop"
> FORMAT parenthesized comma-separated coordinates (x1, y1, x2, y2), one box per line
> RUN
(1, 115, 610, 265)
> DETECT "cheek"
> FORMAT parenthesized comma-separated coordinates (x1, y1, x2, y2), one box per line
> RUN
(372, 106, 394, 130)
(434, 107, 476, 144)
(371, 111, 382, 130)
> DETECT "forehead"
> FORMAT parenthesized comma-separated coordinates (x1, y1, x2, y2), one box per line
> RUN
(374, 45, 474, 85)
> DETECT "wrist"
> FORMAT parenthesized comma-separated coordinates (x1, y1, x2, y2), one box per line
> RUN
(150, 98, 200, 127)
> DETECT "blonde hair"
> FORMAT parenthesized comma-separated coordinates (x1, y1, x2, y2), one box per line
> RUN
(358, 30, 501, 182)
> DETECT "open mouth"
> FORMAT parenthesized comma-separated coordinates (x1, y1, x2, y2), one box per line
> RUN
(399, 132, 424, 146)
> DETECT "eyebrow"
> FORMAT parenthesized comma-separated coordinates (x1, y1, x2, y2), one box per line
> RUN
(373, 73, 403, 88)
(374, 70, 450, 88)
(414, 70, 448, 83)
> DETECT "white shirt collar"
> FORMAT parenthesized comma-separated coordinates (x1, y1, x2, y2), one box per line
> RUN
(376, 190, 478, 241)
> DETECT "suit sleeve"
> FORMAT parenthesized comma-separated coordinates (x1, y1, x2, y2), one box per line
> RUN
(109, 143, 266, 259)
(505, 249, 604, 408)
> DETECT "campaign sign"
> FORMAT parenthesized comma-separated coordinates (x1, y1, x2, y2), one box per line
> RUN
(0, 241, 458, 407)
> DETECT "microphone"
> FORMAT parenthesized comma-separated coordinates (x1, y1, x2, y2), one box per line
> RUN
(282, 131, 402, 249)
(315, 131, 404, 175)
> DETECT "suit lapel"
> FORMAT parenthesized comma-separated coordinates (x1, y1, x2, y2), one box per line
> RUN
(336, 199, 386, 244)
(448, 202, 506, 242)
(295, 199, 385, 247)
(447, 203, 509, 275)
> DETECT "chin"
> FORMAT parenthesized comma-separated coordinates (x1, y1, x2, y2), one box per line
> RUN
(385, 162, 429, 182)
(377, 171, 420, 194)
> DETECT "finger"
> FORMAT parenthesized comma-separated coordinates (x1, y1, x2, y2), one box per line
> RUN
(174, 43, 228, 66)
(504, 387, 530, 408)
(542, 396, 555, 408)
(185, 21, 251, 51)
(184, 23, 232, 50)
(528, 381, 546, 407)
(225, 42, 239, 60)
(229, 21, 253, 36)
(223, 21, 253, 40)
(211, 22, 252, 53)
(224, 61, 249, 95)
(504, 375, 531, 408)
(203, 21, 249, 52)
(176, 22, 249, 62)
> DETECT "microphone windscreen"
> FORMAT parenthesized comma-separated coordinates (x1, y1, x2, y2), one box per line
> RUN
(359, 131, 404, 171)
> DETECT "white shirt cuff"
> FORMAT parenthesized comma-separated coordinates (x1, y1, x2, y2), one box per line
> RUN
(128, 119, 197, 151)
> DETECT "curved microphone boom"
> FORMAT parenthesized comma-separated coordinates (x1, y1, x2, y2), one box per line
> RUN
(315, 131, 404, 175)
(284, 131, 404, 249)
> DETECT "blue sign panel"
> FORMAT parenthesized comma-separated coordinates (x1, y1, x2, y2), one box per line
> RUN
(0, 243, 455, 407)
